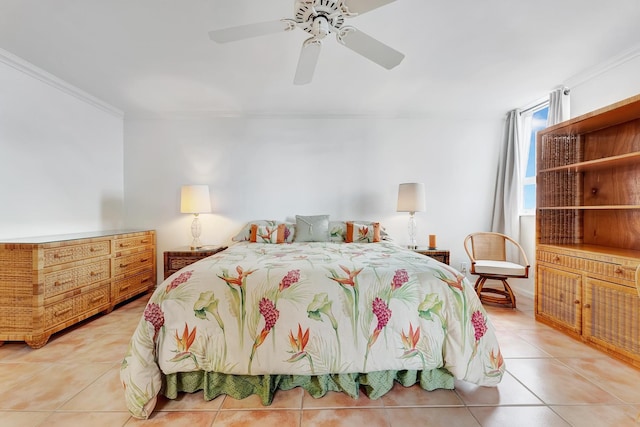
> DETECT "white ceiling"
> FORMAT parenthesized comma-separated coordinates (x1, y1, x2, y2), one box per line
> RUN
(1, 0, 640, 118)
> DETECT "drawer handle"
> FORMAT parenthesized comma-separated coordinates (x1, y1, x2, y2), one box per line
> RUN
(90, 271, 102, 277)
(141, 276, 151, 283)
(119, 263, 130, 268)
(141, 239, 150, 244)
(140, 258, 149, 263)
(584, 304, 591, 309)
(54, 307, 72, 317)
(120, 285, 130, 291)
(53, 253, 72, 259)
(54, 279, 74, 286)
(615, 267, 624, 274)
(90, 247, 97, 252)
(574, 300, 580, 305)
(90, 295, 103, 303)
(553, 256, 561, 262)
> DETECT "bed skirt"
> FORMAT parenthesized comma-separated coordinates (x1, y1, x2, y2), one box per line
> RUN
(162, 369, 455, 404)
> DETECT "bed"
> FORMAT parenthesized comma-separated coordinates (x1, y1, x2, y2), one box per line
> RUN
(121, 218, 505, 419)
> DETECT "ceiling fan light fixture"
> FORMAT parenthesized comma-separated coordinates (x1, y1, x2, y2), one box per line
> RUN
(209, 0, 403, 85)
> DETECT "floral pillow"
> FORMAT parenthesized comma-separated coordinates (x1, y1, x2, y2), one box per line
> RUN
(345, 221, 381, 243)
(250, 223, 294, 243)
(232, 220, 295, 242)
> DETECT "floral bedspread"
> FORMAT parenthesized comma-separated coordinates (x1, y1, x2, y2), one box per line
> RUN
(121, 241, 504, 418)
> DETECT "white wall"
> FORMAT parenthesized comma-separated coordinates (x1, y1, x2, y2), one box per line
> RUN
(0, 52, 125, 239)
(123, 115, 504, 282)
(569, 53, 640, 117)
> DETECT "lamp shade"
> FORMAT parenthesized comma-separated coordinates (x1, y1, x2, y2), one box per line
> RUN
(180, 185, 212, 214)
(397, 183, 426, 213)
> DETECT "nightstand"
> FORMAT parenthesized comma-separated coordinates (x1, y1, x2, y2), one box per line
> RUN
(414, 248, 450, 265)
(163, 246, 227, 279)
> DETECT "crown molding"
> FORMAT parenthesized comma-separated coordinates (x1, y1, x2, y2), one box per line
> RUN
(0, 48, 124, 119)
(565, 43, 640, 89)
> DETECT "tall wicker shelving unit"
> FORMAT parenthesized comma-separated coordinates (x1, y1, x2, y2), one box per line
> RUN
(535, 94, 640, 369)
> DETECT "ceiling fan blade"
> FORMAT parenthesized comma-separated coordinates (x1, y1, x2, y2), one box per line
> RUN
(294, 39, 322, 85)
(209, 20, 293, 43)
(342, 0, 397, 15)
(338, 27, 404, 69)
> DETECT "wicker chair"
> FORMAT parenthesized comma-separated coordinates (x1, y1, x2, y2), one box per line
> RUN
(463, 232, 530, 308)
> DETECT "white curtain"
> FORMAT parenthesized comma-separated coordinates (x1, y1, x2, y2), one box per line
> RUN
(548, 87, 570, 126)
(491, 109, 522, 242)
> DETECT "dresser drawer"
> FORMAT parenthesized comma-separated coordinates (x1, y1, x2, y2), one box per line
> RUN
(44, 298, 76, 328)
(43, 240, 111, 267)
(112, 270, 154, 302)
(537, 250, 637, 285)
(78, 283, 110, 313)
(44, 259, 111, 299)
(114, 250, 153, 277)
(537, 251, 584, 270)
(114, 235, 154, 251)
(45, 282, 110, 329)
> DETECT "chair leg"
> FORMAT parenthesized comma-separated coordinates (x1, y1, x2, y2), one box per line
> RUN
(501, 279, 516, 308)
(474, 276, 516, 308)
(474, 276, 486, 293)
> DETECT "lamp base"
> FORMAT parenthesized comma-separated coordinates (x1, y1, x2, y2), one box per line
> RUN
(190, 214, 203, 250)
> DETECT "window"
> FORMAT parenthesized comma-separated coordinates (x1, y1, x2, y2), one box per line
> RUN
(520, 103, 549, 215)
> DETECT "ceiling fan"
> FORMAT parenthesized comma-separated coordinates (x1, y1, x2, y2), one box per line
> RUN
(208, 0, 405, 85)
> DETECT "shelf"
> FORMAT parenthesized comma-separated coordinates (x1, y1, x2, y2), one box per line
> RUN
(538, 205, 640, 210)
(538, 151, 640, 173)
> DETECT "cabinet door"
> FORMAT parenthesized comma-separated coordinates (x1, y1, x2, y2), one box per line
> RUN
(536, 265, 583, 334)
(583, 277, 640, 362)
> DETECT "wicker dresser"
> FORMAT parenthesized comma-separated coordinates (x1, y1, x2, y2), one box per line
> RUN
(0, 230, 156, 348)
(535, 95, 640, 368)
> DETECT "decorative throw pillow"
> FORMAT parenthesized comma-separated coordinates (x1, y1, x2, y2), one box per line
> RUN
(294, 214, 330, 242)
(232, 220, 294, 242)
(329, 221, 347, 242)
(250, 223, 293, 243)
(351, 220, 389, 240)
(232, 220, 277, 241)
(345, 221, 381, 243)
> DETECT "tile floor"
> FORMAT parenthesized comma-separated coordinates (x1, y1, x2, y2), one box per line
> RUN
(1, 293, 639, 426)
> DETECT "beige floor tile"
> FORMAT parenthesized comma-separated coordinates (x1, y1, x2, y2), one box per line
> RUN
(0, 342, 33, 361)
(221, 387, 304, 410)
(302, 389, 384, 409)
(516, 329, 608, 358)
(213, 409, 301, 427)
(483, 306, 548, 332)
(454, 372, 542, 406)
(551, 405, 640, 427)
(494, 331, 552, 358)
(557, 357, 640, 404)
(386, 407, 480, 427)
(301, 408, 388, 427)
(380, 383, 463, 407)
(0, 362, 50, 387)
(61, 364, 128, 411)
(506, 358, 622, 405)
(40, 411, 132, 427)
(125, 410, 217, 426)
(0, 363, 112, 410)
(469, 406, 571, 427)
(0, 411, 51, 427)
